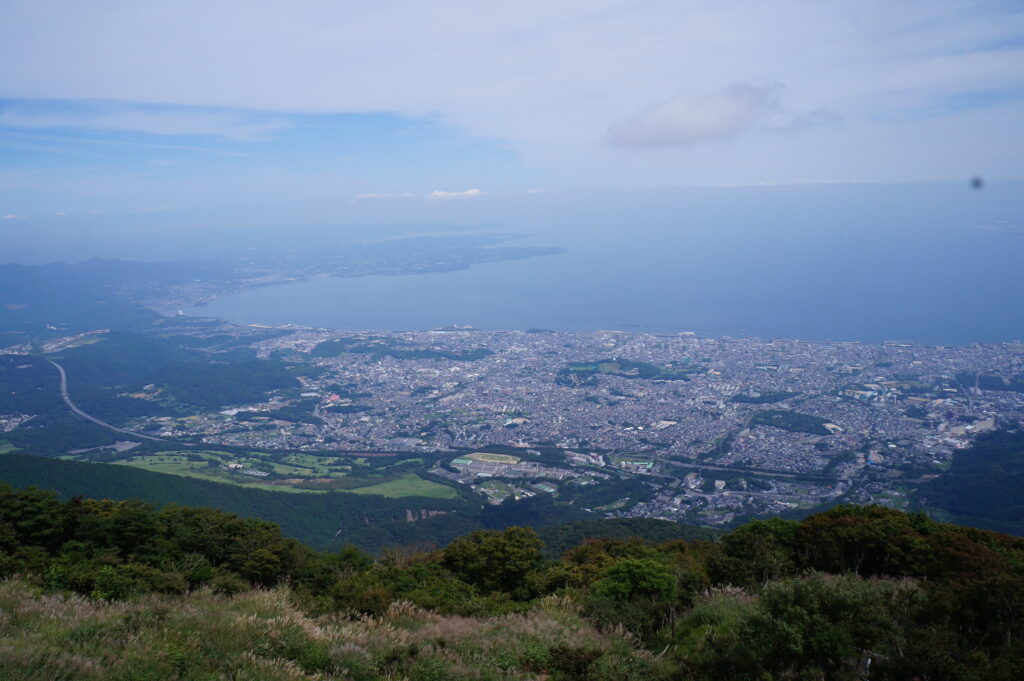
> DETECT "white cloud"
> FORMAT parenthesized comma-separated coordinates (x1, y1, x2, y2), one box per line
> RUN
(426, 188, 485, 200)
(607, 85, 847, 147)
(607, 83, 782, 147)
(348, 189, 485, 204)
(0, 104, 288, 141)
(0, 1, 1021, 184)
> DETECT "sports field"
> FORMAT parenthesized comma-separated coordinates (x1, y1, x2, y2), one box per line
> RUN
(467, 452, 521, 464)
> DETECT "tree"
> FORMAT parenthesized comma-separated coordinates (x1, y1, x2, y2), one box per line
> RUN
(441, 526, 542, 594)
(716, 517, 798, 585)
(794, 505, 930, 576)
(591, 557, 676, 602)
(741, 573, 918, 680)
(587, 557, 677, 640)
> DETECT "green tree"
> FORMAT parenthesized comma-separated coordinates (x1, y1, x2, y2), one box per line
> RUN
(587, 556, 677, 640)
(441, 526, 542, 594)
(794, 505, 931, 576)
(591, 557, 676, 602)
(716, 517, 798, 585)
(741, 573, 919, 680)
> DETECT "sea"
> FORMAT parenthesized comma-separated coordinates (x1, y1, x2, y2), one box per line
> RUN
(190, 184, 1024, 345)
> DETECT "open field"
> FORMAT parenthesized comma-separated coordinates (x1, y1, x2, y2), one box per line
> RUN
(95, 450, 454, 498)
(476, 479, 514, 503)
(281, 453, 348, 474)
(347, 473, 458, 499)
(55, 443, 452, 498)
(0, 441, 17, 454)
(111, 456, 326, 494)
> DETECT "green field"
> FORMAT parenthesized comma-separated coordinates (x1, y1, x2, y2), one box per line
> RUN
(68, 447, 450, 498)
(0, 441, 17, 454)
(347, 473, 458, 499)
(476, 480, 514, 504)
(111, 456, 326, 494)
(266, 461, 324, 476)
(478, 480, 513, 494)
(281, 453, 347, 474)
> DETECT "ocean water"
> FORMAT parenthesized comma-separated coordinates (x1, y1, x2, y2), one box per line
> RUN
(191, 184, 1024, 345)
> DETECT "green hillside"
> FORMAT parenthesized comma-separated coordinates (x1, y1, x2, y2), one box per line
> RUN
(917, 428, 1024, 535)
(0, 453, 470, 550)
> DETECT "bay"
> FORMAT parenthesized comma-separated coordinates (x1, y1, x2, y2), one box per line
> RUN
(191, 185, 1024, 345)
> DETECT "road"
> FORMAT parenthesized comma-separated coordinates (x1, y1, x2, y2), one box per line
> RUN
(49, 360, 164, 442)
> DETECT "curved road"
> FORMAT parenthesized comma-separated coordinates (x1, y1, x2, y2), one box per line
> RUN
(49, 360, 164, 442)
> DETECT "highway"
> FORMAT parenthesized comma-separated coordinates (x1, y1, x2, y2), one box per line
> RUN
(49, 360, 164, 442)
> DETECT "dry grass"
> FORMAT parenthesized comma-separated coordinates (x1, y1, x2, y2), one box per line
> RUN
(0, 579, 673, 681)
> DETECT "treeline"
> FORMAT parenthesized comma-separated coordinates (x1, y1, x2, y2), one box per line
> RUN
(3, 487, 1024, 680)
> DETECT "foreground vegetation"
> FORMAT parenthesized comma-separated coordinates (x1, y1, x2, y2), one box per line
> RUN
(3, 481, 1024, 679)
(0, 582, 661, 681)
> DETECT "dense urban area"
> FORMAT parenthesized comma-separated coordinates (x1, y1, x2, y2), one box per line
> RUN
(7, 314, 1022, 529)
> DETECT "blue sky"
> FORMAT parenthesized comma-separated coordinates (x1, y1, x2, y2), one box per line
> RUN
(1, 1, 1022, 220)
(0, 100, 539, 215)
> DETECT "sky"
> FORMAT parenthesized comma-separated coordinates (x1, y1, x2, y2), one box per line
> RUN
(1, 0, 1023, 219)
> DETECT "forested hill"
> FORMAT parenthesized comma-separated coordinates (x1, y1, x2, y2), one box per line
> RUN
(0, 259, 215, 337)
(2, 486, 1024, 680)
(917, 428, 1024, 535)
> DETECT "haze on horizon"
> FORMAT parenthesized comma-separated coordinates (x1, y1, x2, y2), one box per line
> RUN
(0, 0, 1022, 226)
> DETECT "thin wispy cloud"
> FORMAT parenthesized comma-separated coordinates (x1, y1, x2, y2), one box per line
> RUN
(767, 108, 845, 133)
(427, 189, 485, 200)
(350, 189, 486, 203)
(0, 129, 251, 156)
(608, 83, 784, 147)
(0, 102, 288, 142)
(608, 84, 849, 147)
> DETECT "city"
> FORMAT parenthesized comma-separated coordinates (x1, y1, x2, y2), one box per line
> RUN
(101, 322, 1024, 527)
